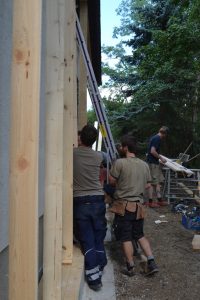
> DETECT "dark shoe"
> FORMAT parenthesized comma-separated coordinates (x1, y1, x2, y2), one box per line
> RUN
(88, 282, 102, 291)
(121, 267, 136, 277)
(146, 260, 159, 276)
(121, 262, 136, 277)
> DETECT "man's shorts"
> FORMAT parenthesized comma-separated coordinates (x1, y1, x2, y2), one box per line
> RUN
(113, 210, 144, 242)
(148, 163, 164, 185)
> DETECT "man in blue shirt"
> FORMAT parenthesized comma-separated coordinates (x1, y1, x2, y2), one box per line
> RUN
(146, 126, 169, 207)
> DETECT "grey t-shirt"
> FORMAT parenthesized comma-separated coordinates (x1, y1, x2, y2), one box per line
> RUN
(110, 157, 151, 202)
(73, 146, 104, 197)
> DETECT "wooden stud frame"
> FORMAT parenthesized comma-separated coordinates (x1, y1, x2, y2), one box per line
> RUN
(9, 0, 42, 299)
(62, 0, 77, 265)
(43, 0, 65, 299)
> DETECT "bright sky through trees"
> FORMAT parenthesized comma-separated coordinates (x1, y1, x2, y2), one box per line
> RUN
(87, 0, 121, 109)
(101, 0, 121, 46)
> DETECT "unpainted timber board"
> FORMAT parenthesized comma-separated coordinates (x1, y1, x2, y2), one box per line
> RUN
(9, 0, 42, 299)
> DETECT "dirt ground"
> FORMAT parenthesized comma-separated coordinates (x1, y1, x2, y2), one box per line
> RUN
(108, 205, 200, 300)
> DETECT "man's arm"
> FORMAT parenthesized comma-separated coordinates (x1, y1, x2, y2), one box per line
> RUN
(109, 174, 117, 186)
(150, 146, 166, 163)
(109, 159, 121, 186)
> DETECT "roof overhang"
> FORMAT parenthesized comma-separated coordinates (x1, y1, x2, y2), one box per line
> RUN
(77, 0, 102, 85)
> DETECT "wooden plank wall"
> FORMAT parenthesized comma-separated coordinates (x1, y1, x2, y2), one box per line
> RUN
(9, 0, 82, 298)
(43, 0, 65, 299)
(8, 0, 42, 299)
(62, 0, 77, 265)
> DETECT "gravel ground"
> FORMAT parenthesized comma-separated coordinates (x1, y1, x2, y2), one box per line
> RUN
(108, 205, 200, 300)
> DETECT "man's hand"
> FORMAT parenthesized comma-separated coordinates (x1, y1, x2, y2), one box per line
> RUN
(159, 155, 167, 164)
(151, 147, 167, 163)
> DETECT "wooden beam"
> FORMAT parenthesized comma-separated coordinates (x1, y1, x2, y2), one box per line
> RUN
(43, 0, 65, 299)
(78, 0, 88, 130)
(62, 0, 77, 265)
(8, 1, 42, 299)
(62, 246, 84, 300)
(177, 182, 200, 204)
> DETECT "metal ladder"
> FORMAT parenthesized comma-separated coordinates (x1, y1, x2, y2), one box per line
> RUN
(76, 16, 118, 163)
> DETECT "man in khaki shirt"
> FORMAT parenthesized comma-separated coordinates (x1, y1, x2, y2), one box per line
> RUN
(109, 134, 159, 276)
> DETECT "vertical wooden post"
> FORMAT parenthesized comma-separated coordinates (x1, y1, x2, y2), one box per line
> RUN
(8, 1, 42, 299)
(62, 0, 76, 265)
(78, 0, 88, 129)
(43, 0, 65, 299)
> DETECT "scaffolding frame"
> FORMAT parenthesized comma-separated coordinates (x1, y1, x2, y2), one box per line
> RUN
(162, 168, 200, 203)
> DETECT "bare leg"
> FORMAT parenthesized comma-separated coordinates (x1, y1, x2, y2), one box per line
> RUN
(148, 184, 161, 207)
(148, 185, 154, 200)
(138, 236, 153, 257)
(122, 241, 134, 264)
(156, 182, 168, 205)
(156, 184, 161, 198)
(138, 237, 159, 275)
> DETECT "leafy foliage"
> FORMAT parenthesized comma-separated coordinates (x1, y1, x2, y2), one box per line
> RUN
(100, 0, 200, 166)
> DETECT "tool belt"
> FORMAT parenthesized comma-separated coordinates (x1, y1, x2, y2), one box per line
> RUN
(108, 199, 145, 219)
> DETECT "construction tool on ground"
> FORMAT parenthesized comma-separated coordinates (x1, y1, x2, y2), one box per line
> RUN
(76, 16, 118, 164)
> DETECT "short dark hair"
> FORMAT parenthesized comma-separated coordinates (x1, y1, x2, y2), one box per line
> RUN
(159, 126, 169, 134)
(121, 135, 137, 154)
(80, 125, 98, 147)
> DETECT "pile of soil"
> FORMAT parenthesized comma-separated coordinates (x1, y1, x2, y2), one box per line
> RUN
(108, 205, 200, 300)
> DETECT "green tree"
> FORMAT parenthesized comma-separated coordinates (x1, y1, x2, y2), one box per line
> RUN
(102, 0, 200, 166)
(87, 109, 97, 125)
